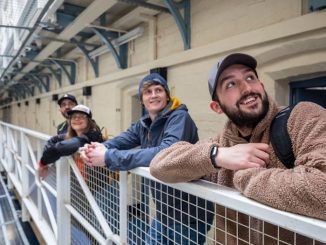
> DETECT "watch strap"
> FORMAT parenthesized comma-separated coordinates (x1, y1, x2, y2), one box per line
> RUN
(210, 145, 220, 169)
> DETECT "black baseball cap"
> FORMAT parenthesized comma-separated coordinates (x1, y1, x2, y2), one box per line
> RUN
(57, 94, 78, 106)
(208, 53, 257, 99)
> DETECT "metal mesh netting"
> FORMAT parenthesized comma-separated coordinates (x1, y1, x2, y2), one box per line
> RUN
(70, 163, 121, 244)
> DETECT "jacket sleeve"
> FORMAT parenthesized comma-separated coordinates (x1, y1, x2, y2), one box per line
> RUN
(102, 122, 141, 150)
(233, 102, 326, 220)
(104, 111, 199, 171)
(54, 135, 91, 156)
(40, 134, 65, 164)
(150, 140, 218, 183)
(41, 132, 98, 165)
(85, 130, 103, 143)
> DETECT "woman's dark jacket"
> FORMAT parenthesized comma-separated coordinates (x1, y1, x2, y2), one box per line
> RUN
(40, 130, 103, 165)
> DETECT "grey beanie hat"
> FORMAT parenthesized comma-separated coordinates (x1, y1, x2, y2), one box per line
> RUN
(138, 73, 170, 100)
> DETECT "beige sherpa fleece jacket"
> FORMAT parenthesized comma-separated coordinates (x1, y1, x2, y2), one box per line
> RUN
(150, 99, 326, 221)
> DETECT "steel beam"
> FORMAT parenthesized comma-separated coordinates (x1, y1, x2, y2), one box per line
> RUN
(11, 84, 26, 99)
(73, 39, 99, 77)
(0, 55, 15, 58)
(118, 0, 169, 13)
(21, 84, 34, 96)
(28, 78, 43, 94)
(34, 36, 98, 47)
(13, 0, 117, 81)
(20, 77, 43, 94)
(0, 25, 33, 31)
(8, 90, 19, 101)
(91, 28, 128, 69)
(164, 0, 191, 50)
(28, 74, 50, 92)
(47, 67, 62, 87)
(25, 50, 41, 61)
(50, 60, 76, 85)
(16, 59, 61, 89)
(8, 89, 19, 100)
(41, 3, 86, 33)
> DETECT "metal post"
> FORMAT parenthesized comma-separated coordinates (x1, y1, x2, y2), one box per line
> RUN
(119, 171, 128, 244)
(56, 157, 71, 244)
(20, 131, 30, 222)
(6, 127, 13, 189)
(0, 124, 4, 172)
(36, 139, 43, 220)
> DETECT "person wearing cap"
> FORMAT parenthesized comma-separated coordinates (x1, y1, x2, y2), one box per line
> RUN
(150, 53, 326, 243)
(57, 94, 78, 135)
(39, 104, 103, 172)
(38, 104, 102, 245)
(80, 73, 214, 245)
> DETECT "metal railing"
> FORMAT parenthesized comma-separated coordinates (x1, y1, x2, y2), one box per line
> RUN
(0, 121, 325, 245)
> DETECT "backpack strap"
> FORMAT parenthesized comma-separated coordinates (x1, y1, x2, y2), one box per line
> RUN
(270, 105, 295, 169)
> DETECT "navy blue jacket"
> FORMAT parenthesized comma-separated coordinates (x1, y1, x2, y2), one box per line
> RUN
(41, 130, 103, 165)
(103, 99, 198, 169)
(102, 98, 214, 226)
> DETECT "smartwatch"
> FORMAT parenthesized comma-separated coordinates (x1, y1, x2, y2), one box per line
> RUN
(210, 145, 220, 169)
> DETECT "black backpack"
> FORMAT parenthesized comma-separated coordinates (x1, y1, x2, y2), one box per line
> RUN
(270, 105, 295, 168)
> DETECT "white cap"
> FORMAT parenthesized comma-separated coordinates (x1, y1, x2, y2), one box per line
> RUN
(67, 104, 92, 118)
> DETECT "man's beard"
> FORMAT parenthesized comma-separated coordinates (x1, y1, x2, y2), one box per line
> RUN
(61, 111, 70, 119)
(219, 92, 269, 128)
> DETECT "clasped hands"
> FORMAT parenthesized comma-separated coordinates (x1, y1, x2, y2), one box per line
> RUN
(79, 142, 106, 167)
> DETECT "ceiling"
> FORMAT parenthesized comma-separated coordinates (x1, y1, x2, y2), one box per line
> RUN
(0, 0, 189, 105)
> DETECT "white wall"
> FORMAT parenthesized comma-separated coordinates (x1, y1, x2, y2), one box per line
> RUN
(3, 0, 326, 140)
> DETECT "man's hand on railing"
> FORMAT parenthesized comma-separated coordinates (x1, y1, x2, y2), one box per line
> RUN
(38, 160, 50, 179)
(79, 142, 106, 167)
(216, 143, 269, 170)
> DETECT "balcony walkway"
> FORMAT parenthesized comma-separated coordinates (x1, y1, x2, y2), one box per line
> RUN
(0, 121, 326, 245)
(0, 172, 40, 245)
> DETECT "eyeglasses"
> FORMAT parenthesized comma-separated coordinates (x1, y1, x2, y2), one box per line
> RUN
(70, 114, 88, 120)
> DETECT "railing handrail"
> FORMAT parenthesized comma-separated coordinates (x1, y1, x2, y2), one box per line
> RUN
(131, 167, 326, 242)
(0, 121, 50, 140)
(1, 121, 326, 243)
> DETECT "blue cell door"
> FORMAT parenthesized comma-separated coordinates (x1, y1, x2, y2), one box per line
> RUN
(289, 76, 326, 108)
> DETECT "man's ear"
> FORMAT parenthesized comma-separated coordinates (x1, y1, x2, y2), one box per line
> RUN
(209, 101, 224, 114)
